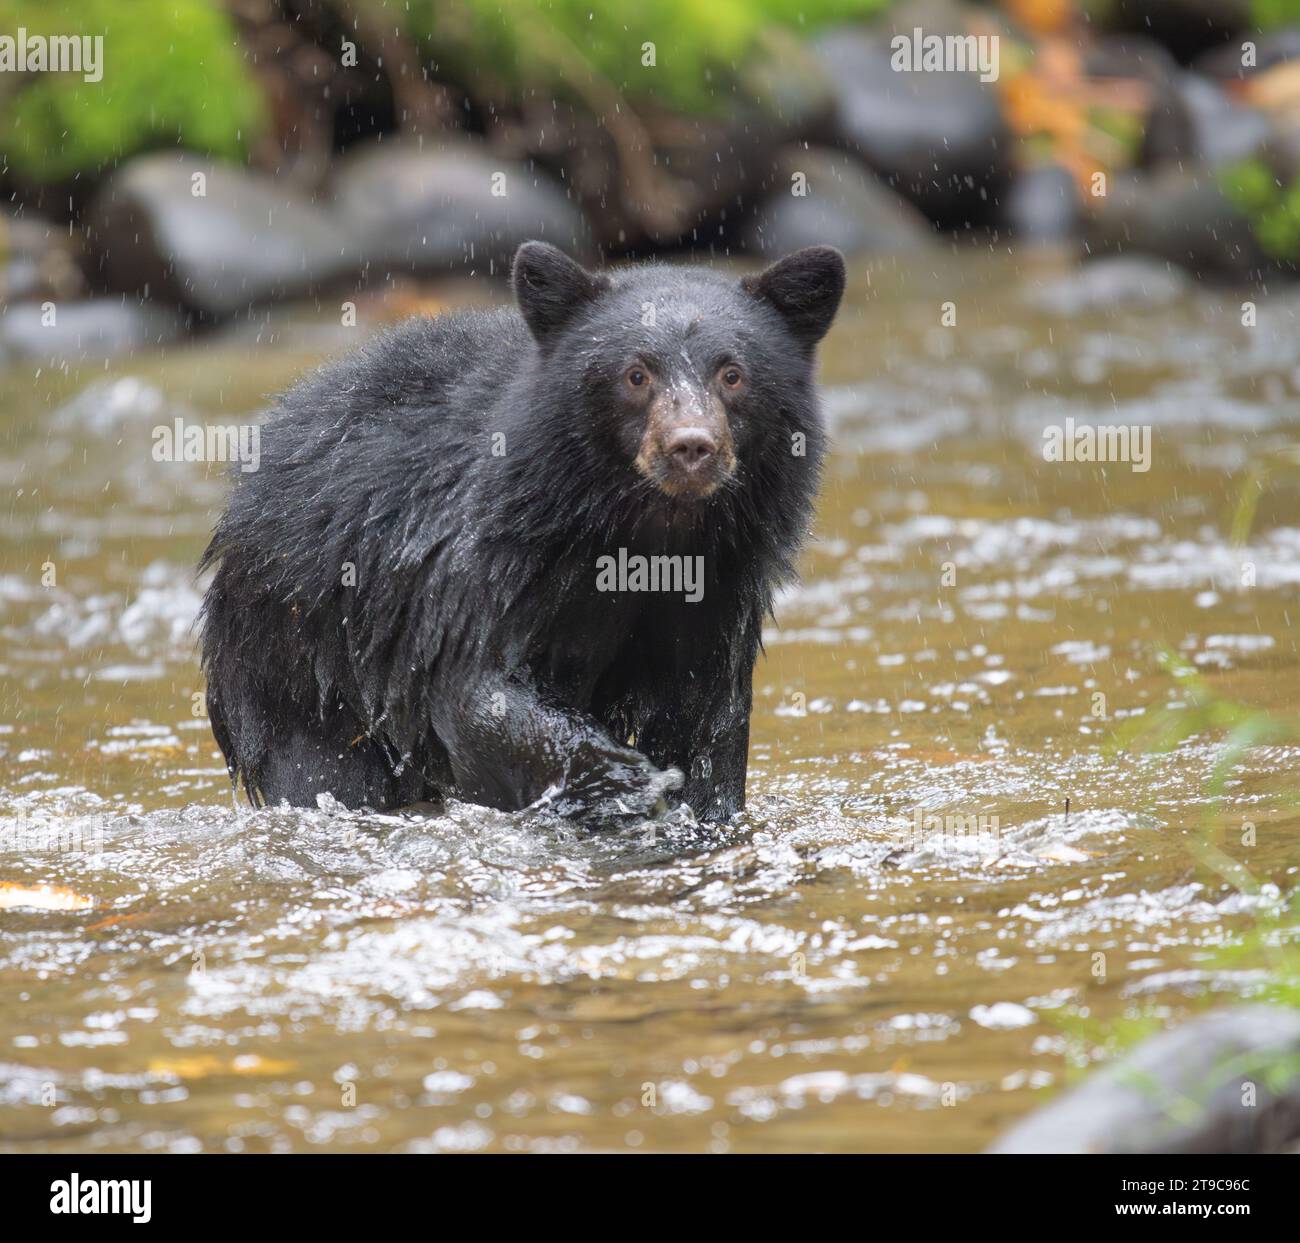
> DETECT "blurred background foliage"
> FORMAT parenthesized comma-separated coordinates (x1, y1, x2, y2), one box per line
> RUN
(5, 1, 1300, 296)
(0, 0, 263, 181)
(1222, 157, 1300, 258)
(0, 0, 889, 183)
(1255, 0, 1300, 28)
(398, 0, 889, 115)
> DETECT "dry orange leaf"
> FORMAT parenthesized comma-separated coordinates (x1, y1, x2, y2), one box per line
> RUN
(999, 33, 1151, 197)
(0, 882, 94, 912)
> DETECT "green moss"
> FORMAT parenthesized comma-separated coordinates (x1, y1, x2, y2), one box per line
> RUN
(1220, 157, 1300, 261)
(1253, 0, 1300, 28)
(393, 0, 886, 115)
(0, 0, 264, 181)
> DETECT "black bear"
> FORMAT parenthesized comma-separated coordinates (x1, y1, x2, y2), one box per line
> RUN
(199, 242, 844, 823)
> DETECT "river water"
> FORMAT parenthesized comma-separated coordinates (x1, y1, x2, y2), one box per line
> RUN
(2, 252, 1298, 1152)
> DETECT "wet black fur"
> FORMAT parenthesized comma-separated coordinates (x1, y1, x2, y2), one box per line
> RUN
(199, 243, 844, 823)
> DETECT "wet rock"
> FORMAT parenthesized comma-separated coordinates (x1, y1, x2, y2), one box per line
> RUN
(1173, 74, 1272, 168)
(1086, 167, 1273, 280)
(331, 140, 595, 274)
(739, 147, 934, 256)
(810, 19, 1010, 228)
(1197, 30, 1300, 81)
(990, 1007, 1300, 1154)
(0, 297, 186, 365)
(1002, 165, 1082, 245)
(85, 153, 358, 317)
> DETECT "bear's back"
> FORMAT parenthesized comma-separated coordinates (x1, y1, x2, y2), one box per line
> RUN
(206, 306, 535, 604)
(304, 307, 532, 432)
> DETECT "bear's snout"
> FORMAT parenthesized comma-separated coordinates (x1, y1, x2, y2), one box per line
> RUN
(665, 427, 718, 469)
(637, 387, 736, 500)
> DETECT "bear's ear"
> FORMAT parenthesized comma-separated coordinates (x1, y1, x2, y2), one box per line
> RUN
(512, 242, 608, 345)
(740, 246, 846, 350)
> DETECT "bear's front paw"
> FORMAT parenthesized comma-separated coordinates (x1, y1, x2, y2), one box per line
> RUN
(551, 741, 683, 827)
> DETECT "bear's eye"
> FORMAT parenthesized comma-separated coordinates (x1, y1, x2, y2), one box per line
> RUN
(720, 365, 744, 389)
(626, 367, 650, 390)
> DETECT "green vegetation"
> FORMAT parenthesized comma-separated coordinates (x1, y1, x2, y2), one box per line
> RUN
(0, 0, 263, 181)
(1115, 648, 1299, 986)
(1229, 444, 1300, 545)
(1054, 647, 1300, 1088)
(1254, 0, 1300, 29)
(1114, 648, 1299, 836)
(1220, 157, 1300, 261)
(1060, 443, 1300, 1075)
(0, 0, 883, 181)
(397, 0, 886, 114)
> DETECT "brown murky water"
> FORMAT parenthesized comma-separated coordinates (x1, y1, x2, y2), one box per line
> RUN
(2, 253, 1298, 1153)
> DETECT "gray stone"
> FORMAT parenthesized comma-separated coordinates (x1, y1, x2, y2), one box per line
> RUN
(990, 1007, 1300, 1154)
(811, 17, 1010, 227)
(1176, 75, 1271, 169)
(1197, 30, 1300, 81)
(86, 153, 358, 317)
(1087, 168, 1271, 280)
(741, 148, 935, 256)
(331, 140, 594, 275)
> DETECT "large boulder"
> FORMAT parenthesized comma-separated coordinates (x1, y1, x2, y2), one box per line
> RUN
(1197, 30, 1300, 81)
(85, 154, 357, 317)
(1087, 167, 1274, 280)
(1171, 74, 1272, 169)
(739, 147, 935, 256)
(990, 1007, 1300, 1154)
(331, 140, 596, 274)
(810, 16, 1010, 228)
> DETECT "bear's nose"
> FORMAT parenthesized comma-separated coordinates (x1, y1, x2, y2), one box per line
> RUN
(665, 427, 717, 470)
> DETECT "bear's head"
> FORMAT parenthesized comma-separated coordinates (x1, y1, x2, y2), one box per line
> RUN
(511, 241, 845, 507)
